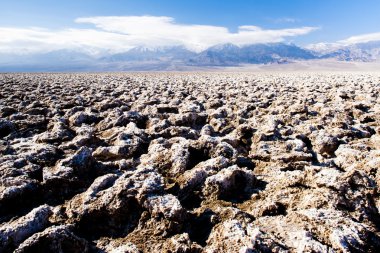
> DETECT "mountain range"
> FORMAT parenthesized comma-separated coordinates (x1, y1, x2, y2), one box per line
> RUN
(1, 41, 380, 71)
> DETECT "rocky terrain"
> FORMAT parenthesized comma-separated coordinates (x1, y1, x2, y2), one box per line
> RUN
(0, 72, 380, 252)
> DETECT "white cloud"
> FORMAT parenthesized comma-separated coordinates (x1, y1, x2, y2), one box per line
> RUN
(307, 32, 380, 53)
(273, 17, 300, 24)
(76, 16, 318, 51)
(339, 32, 380, 44)
(0, 15, 318, 54)
(0, 27, 136, 55)
(305, 42, 343, 53)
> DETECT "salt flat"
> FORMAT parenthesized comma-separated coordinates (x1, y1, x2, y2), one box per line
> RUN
(0, 72, 380, 252)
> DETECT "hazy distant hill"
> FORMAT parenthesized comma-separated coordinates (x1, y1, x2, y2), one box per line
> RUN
(101, 46, 197, 62)
(308, 40, 380, 62)
(188, 43, 315, 66)
(1, 41, 380, 71)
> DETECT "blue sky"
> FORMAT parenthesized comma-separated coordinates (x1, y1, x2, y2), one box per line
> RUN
(1, 0, 380, 54)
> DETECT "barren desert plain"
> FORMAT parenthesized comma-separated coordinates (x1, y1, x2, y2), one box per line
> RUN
(1, 71, 380, 252)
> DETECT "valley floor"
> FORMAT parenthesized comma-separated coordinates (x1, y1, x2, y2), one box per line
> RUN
(0, 72, 380, 252)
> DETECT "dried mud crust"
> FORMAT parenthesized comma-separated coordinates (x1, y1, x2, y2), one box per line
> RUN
(0, 72, 380, 252)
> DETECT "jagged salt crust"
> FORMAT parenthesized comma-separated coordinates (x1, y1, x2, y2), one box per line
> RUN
(0, 72, 380, 252)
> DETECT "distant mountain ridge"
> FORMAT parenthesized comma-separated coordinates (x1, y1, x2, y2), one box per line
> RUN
(101, 46, 197, 62)
(188, 43, 315, 66)
(308, 40, 380, 62)
(1, 41, 380, 71)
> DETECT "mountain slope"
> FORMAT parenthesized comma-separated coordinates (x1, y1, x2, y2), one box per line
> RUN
(188, 43, 316, 66)
(100, 46, 197, 62)
(1, 41, 380, 71)
(310, 40, 380, 62)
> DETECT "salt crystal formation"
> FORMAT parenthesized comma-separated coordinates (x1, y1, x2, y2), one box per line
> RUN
(0, 72, 380, 252)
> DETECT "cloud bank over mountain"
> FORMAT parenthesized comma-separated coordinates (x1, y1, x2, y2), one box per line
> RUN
(339, 32, 380, 44)
(0, 15, 318, 54)
(1, 15, 380, 71)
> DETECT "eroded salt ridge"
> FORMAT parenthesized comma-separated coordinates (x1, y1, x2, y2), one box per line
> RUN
(0, 72, 380, 252)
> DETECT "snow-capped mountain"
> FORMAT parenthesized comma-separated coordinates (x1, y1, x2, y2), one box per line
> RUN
(188, 43, 315, 66)
(308, 40, 380, 62)
(101, 46, 197, 62)
(1, 41, 380, 71)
